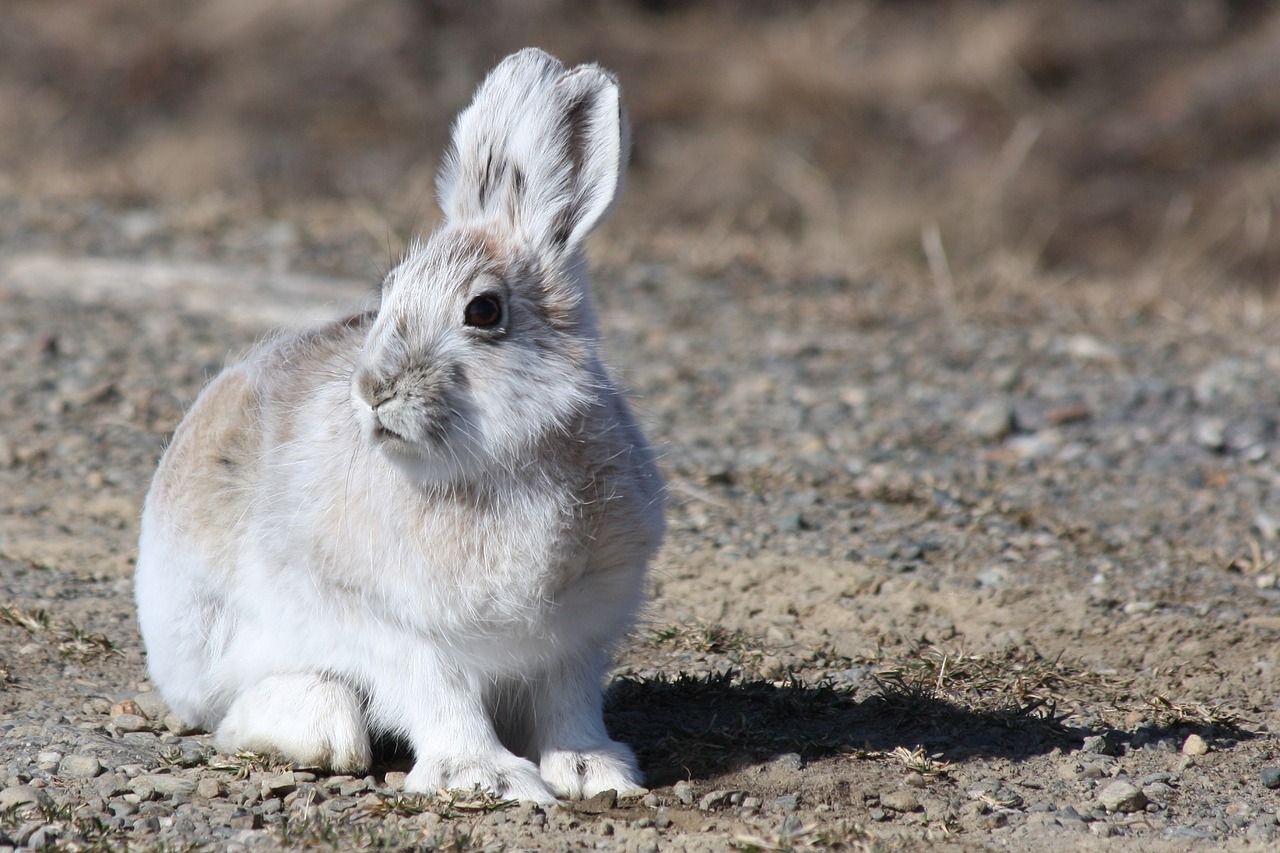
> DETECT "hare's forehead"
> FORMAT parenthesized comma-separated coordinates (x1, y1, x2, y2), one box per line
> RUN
(388, 229, 517, 299)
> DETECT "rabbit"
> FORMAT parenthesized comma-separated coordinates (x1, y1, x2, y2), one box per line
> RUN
(134, 47, 665, 803)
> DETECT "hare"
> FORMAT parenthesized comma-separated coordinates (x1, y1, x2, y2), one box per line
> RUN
(135, 48, 664, 802)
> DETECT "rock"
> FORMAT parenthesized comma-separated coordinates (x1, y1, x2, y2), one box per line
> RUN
(1081, 733, 1122, 756)
(136, 774, 196, 798)
(0, 785, 52, 810)
(131, 691, 170, 719)
(58, 754, 103, 778)
(697, 789, 739, 811)
(112, 713, 150, 733)
(672, 780, 695, 805)
(110, 699, 145, 719)
(195, 778, 224, 799)
(260, 771, 297, 798)
(228, 808, 261, 830)
(771, 794, 799, 812)
(163, 713, 199, 735)
(965, 399, 1014, 441)
(94, 773, 130, 798)
(1098, 780, 1148, 813)
(881, 790, 922, 812)
(1062, 334, 1120, 365)
(25, 825, 59, 850)
(1193, 418, 1227, 451)
(1260, 767, 1280, 789)
(575, 789, 617, 814)
(1182, 735, 1209, 756)
(35, 751, 63, 771)
(382, 771, 407, 792)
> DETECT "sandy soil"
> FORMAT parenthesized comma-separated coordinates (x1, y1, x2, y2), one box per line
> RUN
(2, 2, 1280, 851)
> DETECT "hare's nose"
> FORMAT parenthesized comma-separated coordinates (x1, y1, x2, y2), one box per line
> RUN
(353, 368, 388, 409)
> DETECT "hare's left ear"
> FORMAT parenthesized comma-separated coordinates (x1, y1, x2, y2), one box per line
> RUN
(437, 48, 629, 258)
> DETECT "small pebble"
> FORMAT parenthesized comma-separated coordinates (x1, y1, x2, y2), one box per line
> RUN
(965, 399, 1014, 441)
(110, 700, 145, 720)
(260, 771, 297, 798)
(672, 780, 695, 805)
(131, 691, 170, 719)
(1081, 733, 1121, 756)
(95, 773, 130, 798)
(576, 789, 617, 814)
(112, 714, 150, 733)
(1193, 418, 1226, 451)
(1098, 780, 1148, 813)
(35, 751, 63, 771)
(771, 793, 799, 812)
(58, 755, 102, 779)
(195, 778, 224, 799)
(697, 789, 738, 812)
(0, 785, 51, 810)
(164, 714, 199, 735)
(1181, 735, 1209, 756)
(880, 790, 922, 813)
(1260, 767, 1280, 789)
(383, 771, 407, 791)
(26, 825, 59, 850)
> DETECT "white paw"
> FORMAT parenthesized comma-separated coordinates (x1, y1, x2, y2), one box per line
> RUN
(540, 740, 643, 800)
(214, 673, 371, 773)
(405, 753, 555, 803)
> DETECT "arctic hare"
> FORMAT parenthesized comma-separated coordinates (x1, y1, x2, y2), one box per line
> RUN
(135, 48, 664, 802)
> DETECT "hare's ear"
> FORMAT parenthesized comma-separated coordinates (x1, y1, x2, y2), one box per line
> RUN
(437, 48, 628, 257)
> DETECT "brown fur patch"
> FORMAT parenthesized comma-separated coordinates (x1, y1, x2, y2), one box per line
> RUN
(150, 368, 263, 575)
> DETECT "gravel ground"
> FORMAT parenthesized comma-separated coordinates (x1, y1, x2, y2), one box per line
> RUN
(1, 244, 1279, 852)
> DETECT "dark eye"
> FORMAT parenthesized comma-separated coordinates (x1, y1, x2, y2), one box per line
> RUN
(464, 294, 503, 329)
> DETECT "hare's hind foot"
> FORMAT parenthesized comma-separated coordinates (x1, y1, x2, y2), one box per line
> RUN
(214, 672, 371, 773)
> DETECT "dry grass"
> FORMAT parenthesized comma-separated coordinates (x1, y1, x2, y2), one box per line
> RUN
(0, 601, 118, 662)
(1143, 694, 1248, 733)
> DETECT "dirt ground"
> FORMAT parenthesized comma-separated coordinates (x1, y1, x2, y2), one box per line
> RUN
(2, 2, 1280, 851)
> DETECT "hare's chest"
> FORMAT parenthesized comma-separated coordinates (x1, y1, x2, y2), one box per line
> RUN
(369, 489, 587, 629)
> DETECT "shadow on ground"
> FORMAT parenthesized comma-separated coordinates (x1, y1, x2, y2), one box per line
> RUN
(605, 671, 1087, 788)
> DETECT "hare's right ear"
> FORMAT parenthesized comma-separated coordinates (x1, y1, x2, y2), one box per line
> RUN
(437, 48, 628, 259)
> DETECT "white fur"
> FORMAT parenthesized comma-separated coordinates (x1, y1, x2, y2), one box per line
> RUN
(135, 49, 663, 802)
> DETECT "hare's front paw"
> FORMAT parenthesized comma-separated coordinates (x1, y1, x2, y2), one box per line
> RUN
(214, 673, 371, 773)
(540, 740, 644, 800)
(405, 753, 555, 803)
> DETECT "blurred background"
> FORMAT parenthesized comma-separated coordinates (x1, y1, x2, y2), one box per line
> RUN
(2, 0, 1279, 291)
